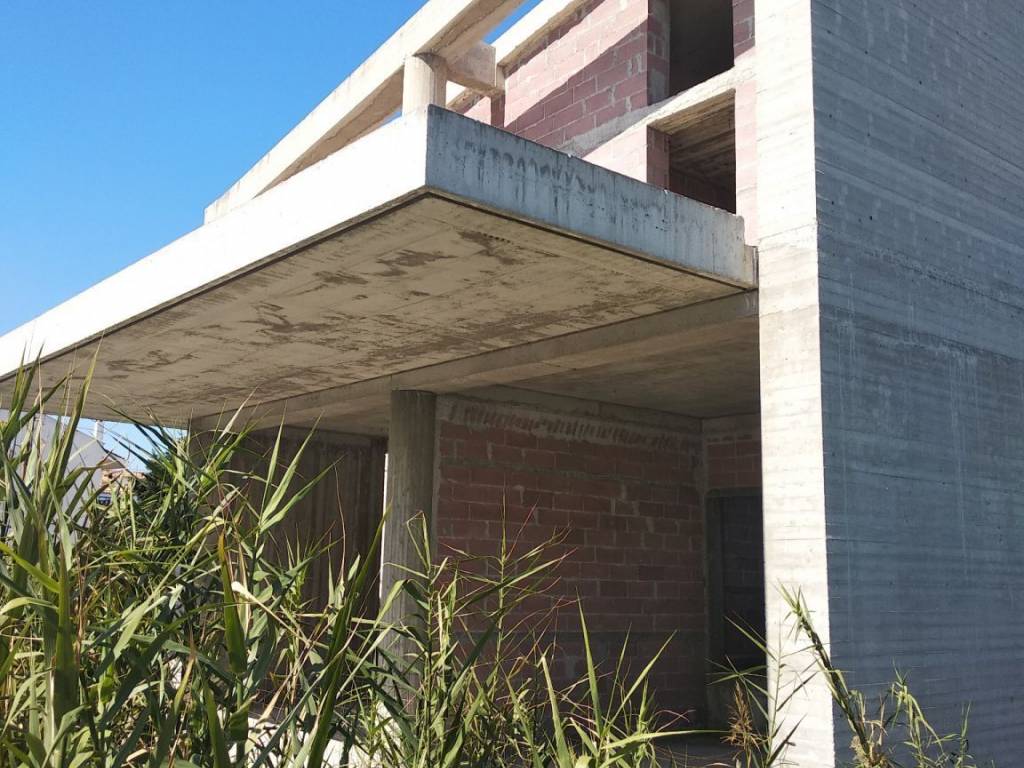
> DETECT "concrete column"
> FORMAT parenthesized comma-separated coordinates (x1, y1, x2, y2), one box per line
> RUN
(733, 77, 758, 242)
(381, 390, 437, 634)
(402, 53, 447, 113)
(755, 0, 837, 765)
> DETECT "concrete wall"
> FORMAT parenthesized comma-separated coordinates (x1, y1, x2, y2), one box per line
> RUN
(434, 393, 709, 722)
(808, 1, 1024, 763)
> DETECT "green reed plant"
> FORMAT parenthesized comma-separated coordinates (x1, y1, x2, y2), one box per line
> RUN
(339, 515, 563, 768)
(720, 589, 992, 768)
(716, 617, 812, 768)
(0, 361, 385, 767)
(0, 361, 693, 767)
(783, 588, 987, 768)
(8, 357, 987, 768)
(519, 606, 686, 768)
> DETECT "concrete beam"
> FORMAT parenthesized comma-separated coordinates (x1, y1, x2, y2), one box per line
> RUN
(578, 63, 753, 163)
(646, 63, 754, 134)
(423, 110, 755, 286)
(447, 41, 503, 95)
(204, 0, 530, 223)
(447, 0, 587, 109)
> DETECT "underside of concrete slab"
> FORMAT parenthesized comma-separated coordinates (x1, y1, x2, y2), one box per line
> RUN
(0, 107, 755, 429)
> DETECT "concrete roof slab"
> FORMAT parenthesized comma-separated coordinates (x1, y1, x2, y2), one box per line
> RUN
(0, 108, 753, 425)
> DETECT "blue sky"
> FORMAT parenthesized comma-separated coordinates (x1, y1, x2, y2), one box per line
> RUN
(0, 1, 537, 335)
(1, 1, 537, 457)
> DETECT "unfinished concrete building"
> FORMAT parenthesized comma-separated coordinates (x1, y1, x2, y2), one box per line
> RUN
(2, 0, 1022, 763)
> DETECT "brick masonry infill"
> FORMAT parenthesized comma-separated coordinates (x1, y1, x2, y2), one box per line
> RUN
(462, 0, 670, 150)
(435, 394, 708, 721)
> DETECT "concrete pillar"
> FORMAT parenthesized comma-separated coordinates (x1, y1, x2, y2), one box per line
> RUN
(381, 390, 437, 634)
(402, 53, 447, 113)
(755, 0, 836, 764)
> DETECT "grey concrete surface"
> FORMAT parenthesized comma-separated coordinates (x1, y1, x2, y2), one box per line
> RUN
(810, 1, 1024, 764)
(758, 0, 1024, 764)
(754, 0, 838, 764)
(381, 390, 437, 644)
(189, 292, 759, 435)
(0, 108, 752, 427)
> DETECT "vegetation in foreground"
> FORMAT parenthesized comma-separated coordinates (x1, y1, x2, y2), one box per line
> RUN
(0, 363, 991, 767)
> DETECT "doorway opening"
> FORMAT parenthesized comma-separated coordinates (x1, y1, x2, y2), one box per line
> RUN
(705, 490, 766, 727)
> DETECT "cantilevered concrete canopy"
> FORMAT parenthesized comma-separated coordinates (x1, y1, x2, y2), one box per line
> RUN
(0, 107, 755, 430)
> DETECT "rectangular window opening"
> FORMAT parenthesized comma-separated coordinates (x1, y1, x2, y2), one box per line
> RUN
(669, 0, 736, 96)
(663, 94, 736, 212)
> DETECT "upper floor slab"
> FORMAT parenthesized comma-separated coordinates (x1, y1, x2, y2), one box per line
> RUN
(205, 0, 756, 224)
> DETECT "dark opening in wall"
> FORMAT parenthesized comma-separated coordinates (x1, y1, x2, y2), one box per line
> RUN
(661, 93, 736, 212)
(669, 0, 735, 95)
(704, 490, 766, 728)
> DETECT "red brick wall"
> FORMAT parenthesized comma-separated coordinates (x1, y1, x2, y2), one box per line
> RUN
(733, 0, 756, 57)
(703, 415, 762, 491)
(435, 395, 707, 722)
(462, 0, 670, 149)
(583, 125, 670, 185)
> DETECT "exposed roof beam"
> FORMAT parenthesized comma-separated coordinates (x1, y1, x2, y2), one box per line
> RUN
(204, 0, 530, 223)
(190, 292, 758, 431)
(447, 0, 588, 108)
(448, 42, 504, 94)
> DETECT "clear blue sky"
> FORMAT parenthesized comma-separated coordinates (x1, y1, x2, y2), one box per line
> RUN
(0, 1, 537, 335)
(1, 2, 537, 459)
